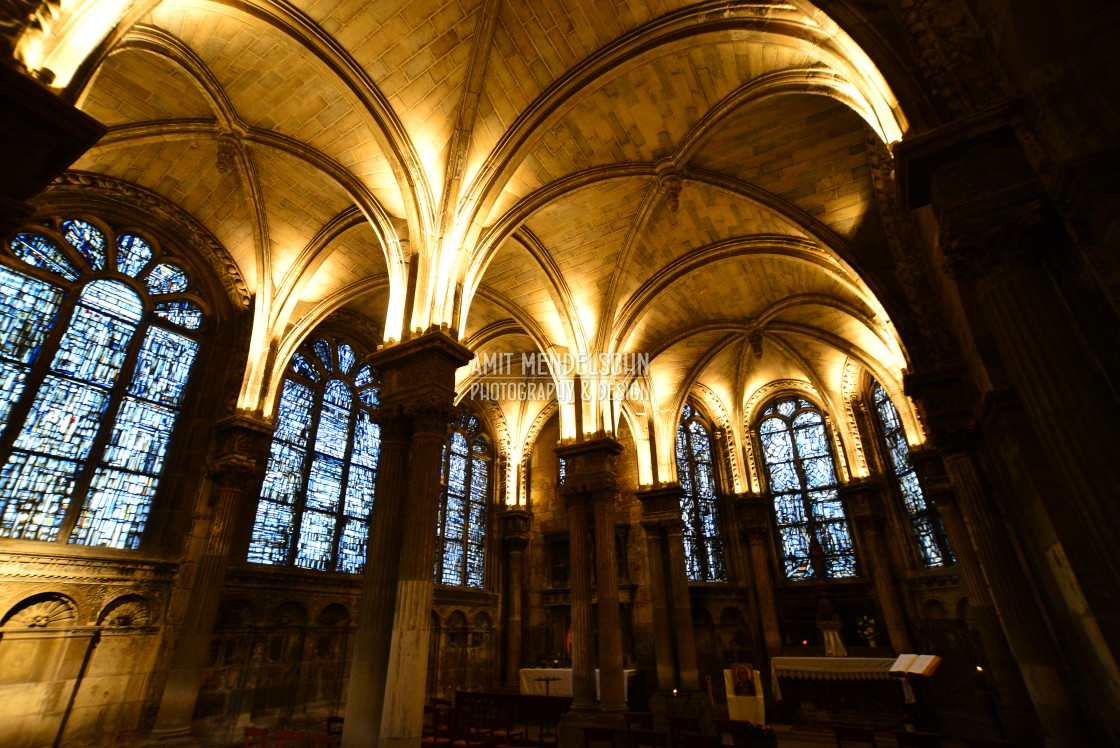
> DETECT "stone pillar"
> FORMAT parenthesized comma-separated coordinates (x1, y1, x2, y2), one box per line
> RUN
(636, 486, 684, 691)
(734, 494, 781, 657)
(842, 480, 912, 653)
(148, 414, 273, 744)
(899, 118, 1120, 744)
(556, 437, 626, 732)
(564, 488, 596, 710)
(593, 490, 627, 711)
(663, 517, 701, 691)
(501, 509, 531, 687)
(904, 415, 1089, 748)
(343, 330, 472, 748)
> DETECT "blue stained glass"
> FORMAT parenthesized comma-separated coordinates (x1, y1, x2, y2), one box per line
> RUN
(153, 300, 203, 329)
(71, 469, 157, 549)
(0, 266, 63, 364)
(759, 397, 855, 580)
(345, 464, 376, 518)
(337, 518, 368, 573)
(101, 398, 176, 474)
(0, 453, 79, 541)
(313, 339, 333, 372)
(315, 400, 351, 460)
(442, 542, 464, 585)
(447, 451, 467, 496)
(444, 493, 465, 540)
(471, 455, 489, 501)
(295, 509, 336, 570)
(129, 328, 199, 407)
(274, 380, 315, 446)
(354, 364, 373, 387)
(249, 338, 381, 573)
(51, 307, 136, 388)
(306, 456, 344, 512)
(0, 268, 63, 432)
(246, 496, 295, 564)
(358, 387, 379, 407)
(338, 343, 355, 373)
(352, 414, 380, 470)
(11, 233, 80, 280)
(675, 406, 726, 582)
(14, 375, 108, 459)
(145, 263, 188, 294)
(872, 383, 951, 567)
(260, 442, 306, 504)
(62, 220, 107, 270)
(291, 352, 319, 381)
(116, 234, 153, 277)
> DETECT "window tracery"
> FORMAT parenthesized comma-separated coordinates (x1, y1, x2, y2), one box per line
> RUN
(436, 411, 489, 588)
(0, 218, 205, 549)
(675, 403, 727, 582)
(247, 337, 380, 573)
(871, 382, 953, 567)
(757, 397, 856, 580)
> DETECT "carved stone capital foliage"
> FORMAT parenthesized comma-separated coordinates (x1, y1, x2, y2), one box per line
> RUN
(210, 413, 273, 483)
(369, 330, 473, 409)
(929, 422, 980, 458)
(635, 484, 685, 520)
(500, 509, 531, 547)
(732, 493, 771, 537)
(903, 366, 977, 436)
(840, 480, 887, 521)
(208, 455, 262, 490)
(941, 200, 1052, 285)
(559, 480, 617, 508)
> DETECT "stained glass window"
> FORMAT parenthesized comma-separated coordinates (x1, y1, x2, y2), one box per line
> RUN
(436, 411, 489, 588)
(871, 383, 953, 568)
(247, 337, 380, 574)
(0, 217, 205, 549)
(676, 404, 727, 582)
(757, 397, 857, 580)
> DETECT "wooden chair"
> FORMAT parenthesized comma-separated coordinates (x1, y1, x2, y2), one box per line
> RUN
(423, 703, 455, 747)
(629, 728, 669, 748)
(833, 725, 877, 747)
(712, 719, 751, 746)
(681, 735, 723, 748)
(488, 697, 525, 746)
(667, 717, 702, 748)
(964, 739, 1019, 748)
(583, 726, 618, 748)
(326, 716, 344, 736)
(244, 726, 270, 748)
(893, 731, 943, 748)
(624, 712, 655, 731)
(275, 730, 305, 748)
(306, 734, 340, 748)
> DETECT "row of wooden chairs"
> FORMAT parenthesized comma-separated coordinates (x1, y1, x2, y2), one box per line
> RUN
(423, 692, 573, 748)
(243, 726, 340, 748)
(833, 724, 1019, 748)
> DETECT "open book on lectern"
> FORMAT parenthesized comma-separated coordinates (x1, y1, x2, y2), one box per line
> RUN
(890, 654, 943, 677)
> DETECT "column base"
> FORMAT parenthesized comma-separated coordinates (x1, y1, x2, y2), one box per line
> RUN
(558, 710, 624, 748)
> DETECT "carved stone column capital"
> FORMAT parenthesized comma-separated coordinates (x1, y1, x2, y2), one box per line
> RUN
(500, 509, 531, 550)
(840, 479, 887, 530)
(732, 493, 771, 538)
(635, 484, 685, 520)
(941, 200, 1053, 286)
(208, 412, 274, 490)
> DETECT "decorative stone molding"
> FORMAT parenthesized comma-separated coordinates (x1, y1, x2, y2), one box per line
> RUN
(940, 200, 1050, 286)
(98, 594, 153, 628)
(2, 592, 76, 629)
(46, 171, 251, 310)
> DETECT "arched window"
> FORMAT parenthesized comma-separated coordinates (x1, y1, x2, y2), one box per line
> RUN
(871, 382, 952, 567)
(0, 217, 206, 549)
(675, 403, 727, 582)
(436, 411, 489, 588)
(757, 397, 856, 580)
(247, 337, 380, 573)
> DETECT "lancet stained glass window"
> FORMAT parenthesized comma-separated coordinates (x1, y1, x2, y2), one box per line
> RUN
(871, 382, 953, 567)
(675, 404, 727, 581)
(436, 411, 489, 588)
(757, 397, 856, 580)
(247, 337, 380, 574)
(0, 217, 206, 549)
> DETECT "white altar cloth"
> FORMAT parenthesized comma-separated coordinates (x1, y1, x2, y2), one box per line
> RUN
(770, 657, 896, 700)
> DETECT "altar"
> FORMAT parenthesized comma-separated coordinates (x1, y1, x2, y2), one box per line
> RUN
(770, 657, 902, 726)
(518, 668, 638, 699)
